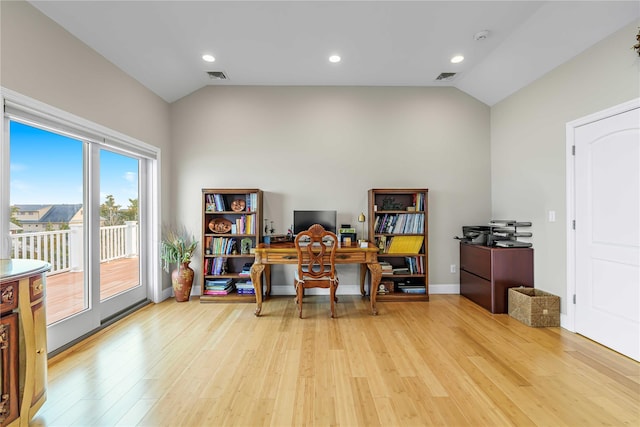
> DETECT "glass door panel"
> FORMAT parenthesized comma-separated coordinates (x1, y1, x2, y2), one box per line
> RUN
(6, 110, 156, 354)
(9, 121, 88, 325)
(98, 149, 140, 301)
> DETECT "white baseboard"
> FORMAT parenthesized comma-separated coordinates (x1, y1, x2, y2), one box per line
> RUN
(161, 286, 174, 301)
(429, 283, 460, 294)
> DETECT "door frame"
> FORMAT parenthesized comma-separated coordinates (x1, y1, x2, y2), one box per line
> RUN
(1, 88, 163, 352)
(565, 97, 640, 332)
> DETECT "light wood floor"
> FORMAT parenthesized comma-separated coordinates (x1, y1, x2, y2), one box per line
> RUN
(35, 295, 639, 426)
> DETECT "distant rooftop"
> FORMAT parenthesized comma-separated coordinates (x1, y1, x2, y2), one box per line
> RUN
(15, 204, 82, 223)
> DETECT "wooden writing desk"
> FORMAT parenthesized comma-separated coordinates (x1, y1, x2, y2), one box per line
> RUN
(250, 242, 382, 316)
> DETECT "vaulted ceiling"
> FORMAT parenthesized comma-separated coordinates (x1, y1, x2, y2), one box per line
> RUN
(30, 1, 640, 105)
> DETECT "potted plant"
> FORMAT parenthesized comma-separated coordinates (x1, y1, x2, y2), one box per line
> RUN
(161, 225, 198, 302)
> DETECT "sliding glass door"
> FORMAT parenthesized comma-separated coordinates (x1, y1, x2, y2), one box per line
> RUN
(7, 120, 149, 351)
(97, 148, 146, 320)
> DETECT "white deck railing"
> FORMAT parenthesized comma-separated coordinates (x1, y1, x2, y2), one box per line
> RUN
(10, 221, 139, 275)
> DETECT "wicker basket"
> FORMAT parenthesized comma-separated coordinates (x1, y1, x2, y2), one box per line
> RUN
(508, 287, 560, 327)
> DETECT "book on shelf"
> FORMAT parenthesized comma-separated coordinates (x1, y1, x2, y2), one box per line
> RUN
(397, 284, 426, 294)
(238, 262, 253, 276)
(204, 283, 235, 295)
(203, 284, 236, 295)
(205, 278, 233, 290)
(374, 213, 424, 234)
(205, 193, 258, 216)
(207, 238, 237, 255)
(413, 192, 425, 211)
(235, 279, 254, 288)
(245, 193, 258, 212)
(387, 235, 424, 254)
(235, 279, 255, 294)
(205, 257, 228, 275)
(204, 193, 227, 212)
(404, 256, 424, 274)
(380, 261, 393, 275)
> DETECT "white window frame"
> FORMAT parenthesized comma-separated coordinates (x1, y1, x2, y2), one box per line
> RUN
(1, 87, 163, 303)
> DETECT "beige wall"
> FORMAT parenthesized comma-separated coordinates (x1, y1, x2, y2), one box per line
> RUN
(8, 0, 633, 302)
(1, 1, 172, 288)
(171, 86, 491, 292)
(491, 20, 640, 313)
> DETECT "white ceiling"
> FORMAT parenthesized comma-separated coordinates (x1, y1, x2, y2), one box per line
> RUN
(29, 1, 640, 105)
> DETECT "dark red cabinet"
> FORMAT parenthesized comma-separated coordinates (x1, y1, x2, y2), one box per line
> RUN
(460, 243, 533, 313)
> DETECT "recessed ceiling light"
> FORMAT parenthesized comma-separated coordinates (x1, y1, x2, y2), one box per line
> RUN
(329, 55, 341, 63)
(202, 54, 215, 63)
(450, 55, 464, 64)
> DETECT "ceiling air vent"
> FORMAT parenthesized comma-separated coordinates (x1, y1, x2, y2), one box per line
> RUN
(207, 71, 228, 80)
(435, 72, 457, 82)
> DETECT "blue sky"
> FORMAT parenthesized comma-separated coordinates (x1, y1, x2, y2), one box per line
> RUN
(10, 121, 138, 207)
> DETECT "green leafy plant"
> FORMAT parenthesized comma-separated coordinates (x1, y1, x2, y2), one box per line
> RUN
(160, 225, 198, 273)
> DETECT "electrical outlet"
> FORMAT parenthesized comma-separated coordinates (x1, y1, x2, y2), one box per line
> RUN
(450, 264, 457, 274)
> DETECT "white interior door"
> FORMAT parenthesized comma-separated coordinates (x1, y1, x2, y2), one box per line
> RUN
(574, 106, 639, 361)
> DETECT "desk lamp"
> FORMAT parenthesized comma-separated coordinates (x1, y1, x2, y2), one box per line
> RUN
(358, 212, 366, 243)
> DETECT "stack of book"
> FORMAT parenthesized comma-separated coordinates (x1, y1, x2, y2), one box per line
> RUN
(238, 263, 253, 277)
(380, 261, 393, 276)
(397, 284, 426, 294)
(203, 278, 235, 295)
(235, 280, 255, 295)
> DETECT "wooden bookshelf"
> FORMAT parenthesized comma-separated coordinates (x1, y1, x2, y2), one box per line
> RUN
(201, 189, 262, 303)
(368, 188, 429, 301)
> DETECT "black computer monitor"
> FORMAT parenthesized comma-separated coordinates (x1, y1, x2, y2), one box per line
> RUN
(293, 210, 337, 235)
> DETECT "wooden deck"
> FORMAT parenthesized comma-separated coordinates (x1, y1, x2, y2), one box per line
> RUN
(45, 256, 140, 324)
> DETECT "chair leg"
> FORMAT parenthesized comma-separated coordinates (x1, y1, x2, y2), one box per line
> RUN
(296, 284, 304, 318)
(330, 285, 336, 318)
(293, 280, 298, 304)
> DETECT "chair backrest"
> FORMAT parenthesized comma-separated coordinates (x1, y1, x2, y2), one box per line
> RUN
(294, 224, 338, 281)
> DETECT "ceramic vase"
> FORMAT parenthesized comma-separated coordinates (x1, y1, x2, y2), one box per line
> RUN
(171, 262, 194, 302)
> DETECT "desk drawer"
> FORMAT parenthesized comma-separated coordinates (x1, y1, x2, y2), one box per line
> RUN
(265, 253, 298, 264)
(335, 252, 366, 263)
(264, 251, 367, 264)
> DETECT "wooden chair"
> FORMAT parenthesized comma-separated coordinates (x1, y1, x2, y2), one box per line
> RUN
(294, 223, 339, 318)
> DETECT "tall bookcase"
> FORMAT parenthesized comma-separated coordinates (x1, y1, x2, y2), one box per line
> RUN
(368, 188, 429, 301)
(201, 188, 263, 302)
